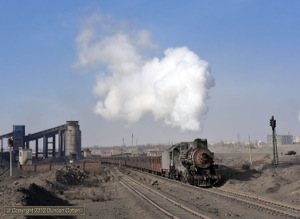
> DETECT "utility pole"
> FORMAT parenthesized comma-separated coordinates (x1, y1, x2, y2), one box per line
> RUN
(270, 116, 279, 166)
(132, 133, 133, 157)
(121, 137, 124, 156)
(10, 146, 12, 176)
(248, 136, 252, 165)
(1, 138, 3, 169)
(8, 138, 13, 176)
(237, 133, 241, 147)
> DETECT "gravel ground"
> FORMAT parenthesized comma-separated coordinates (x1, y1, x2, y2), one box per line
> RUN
(0, 166, 165, 219)
(213, 144, 300, 206)
(0, 144, 299, 219)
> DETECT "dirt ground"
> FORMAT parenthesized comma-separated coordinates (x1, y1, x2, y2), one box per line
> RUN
(213, 144, 300, 206)
(0, 144, 299, 218)
(0, 164, 162, 219)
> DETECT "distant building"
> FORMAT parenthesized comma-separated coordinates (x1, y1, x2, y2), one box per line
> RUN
(83, 148, 92, 158)
(256, 141, 268, 147)
(223, 141, 236, 145)
(267, 134, 293, 145)
(111, 153, 131, 158)
(147, 149, 163, 156)
(293, 136, 300, 144)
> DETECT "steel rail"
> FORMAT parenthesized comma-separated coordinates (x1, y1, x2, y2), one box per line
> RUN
(198, 187, 300, 218)
(216, 187, 300, 212)
(213, 187, 300, 217)
(120, 180, 178, 219)
(122, 167, 300, 219)
(119, 172, 212, 219)
(0, 168, 10, 181)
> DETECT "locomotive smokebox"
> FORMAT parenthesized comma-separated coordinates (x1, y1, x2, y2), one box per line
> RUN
(192, 148, 213, 169)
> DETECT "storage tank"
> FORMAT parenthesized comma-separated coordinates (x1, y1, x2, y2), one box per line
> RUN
(65, 121, 81, 158)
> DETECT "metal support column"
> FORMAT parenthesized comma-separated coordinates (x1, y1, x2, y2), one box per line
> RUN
(52, 135, 56, 158)
(63, 131, 66, 156)
(58, 131, 62, 157)
(43, 135, 48, 158)
(35, 139, 38, 159)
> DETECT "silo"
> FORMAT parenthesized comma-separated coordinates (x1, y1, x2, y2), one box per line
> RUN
(65, 121, 81, 158)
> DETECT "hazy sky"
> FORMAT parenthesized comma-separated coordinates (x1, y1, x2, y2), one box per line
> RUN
(1, 1, 300, 147)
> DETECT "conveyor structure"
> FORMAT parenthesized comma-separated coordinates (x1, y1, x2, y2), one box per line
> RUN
(0, 121, 81, 160)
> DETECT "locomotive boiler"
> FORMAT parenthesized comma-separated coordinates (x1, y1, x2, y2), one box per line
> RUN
(162, 138, 220, 186)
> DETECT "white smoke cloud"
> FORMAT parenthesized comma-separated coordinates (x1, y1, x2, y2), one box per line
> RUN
(73, 14, 215, 132)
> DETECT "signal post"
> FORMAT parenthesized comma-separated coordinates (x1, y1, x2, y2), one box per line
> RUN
(270, 116, 278, 166)
(8, 137, 13, 176)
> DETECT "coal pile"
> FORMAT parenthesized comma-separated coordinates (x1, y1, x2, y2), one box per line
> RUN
(18, 183, 71, 206)
(55, 165, 88, 186)
(17, 183, 75, 219)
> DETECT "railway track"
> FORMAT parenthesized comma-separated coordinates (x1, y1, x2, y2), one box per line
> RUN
(122, 167, 300, 219)
(175, 177, 300, 218)
(0, 168, 9, 181)
(117, 171, 212, 219)
(207, 187, 300, 219)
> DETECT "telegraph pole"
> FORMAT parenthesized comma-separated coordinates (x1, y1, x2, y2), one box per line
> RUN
(270, 116, 279, 166)
(8, 138, 13, 176)
(1, 139, 3, 169)
(248, 136, 252, 165)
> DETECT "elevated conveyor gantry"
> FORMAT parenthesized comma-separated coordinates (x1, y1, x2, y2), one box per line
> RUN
(0, 121, 81, 160)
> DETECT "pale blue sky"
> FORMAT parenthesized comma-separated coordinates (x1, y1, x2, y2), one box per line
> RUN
(1, 1, 300, 146)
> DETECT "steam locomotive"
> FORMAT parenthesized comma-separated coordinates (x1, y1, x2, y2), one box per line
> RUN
(101, 138, 220, 187)
(165, 138, 220, 186)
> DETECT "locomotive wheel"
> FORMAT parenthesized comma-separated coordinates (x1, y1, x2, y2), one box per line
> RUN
(187, 175, 194, 185)
(190, 179, 195, 186)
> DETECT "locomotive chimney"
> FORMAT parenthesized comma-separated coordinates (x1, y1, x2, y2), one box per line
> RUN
(193, 139, 201, 149)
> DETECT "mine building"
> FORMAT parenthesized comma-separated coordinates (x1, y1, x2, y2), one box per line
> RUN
(0, 121, 82, 161)
(267, 134, 293, 145)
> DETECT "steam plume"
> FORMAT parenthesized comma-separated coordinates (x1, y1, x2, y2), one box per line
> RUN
(73, 13, 215, 131)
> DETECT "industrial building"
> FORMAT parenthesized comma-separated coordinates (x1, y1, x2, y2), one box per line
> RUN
(267, 134, 293, 145)
(0, 121, 82, 161)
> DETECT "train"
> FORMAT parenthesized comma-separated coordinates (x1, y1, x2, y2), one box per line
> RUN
(101, 138, 221, 187)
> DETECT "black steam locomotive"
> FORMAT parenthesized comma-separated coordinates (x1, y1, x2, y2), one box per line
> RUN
(165, 138, 220, 186)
